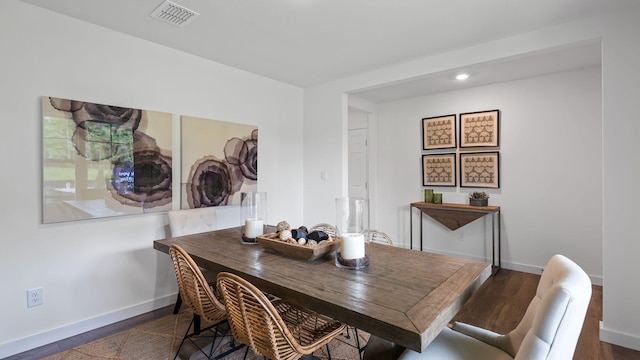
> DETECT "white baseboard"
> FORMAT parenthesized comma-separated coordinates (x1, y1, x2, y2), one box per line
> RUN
(0, 293, 177, 359)
(600, 321, 640, 351)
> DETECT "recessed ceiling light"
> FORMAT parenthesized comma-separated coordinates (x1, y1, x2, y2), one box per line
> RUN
(455, 73, 469, 80)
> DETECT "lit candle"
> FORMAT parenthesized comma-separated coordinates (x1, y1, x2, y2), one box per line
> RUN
(244, 218, 264, 239)
(341, 233, 365, 260)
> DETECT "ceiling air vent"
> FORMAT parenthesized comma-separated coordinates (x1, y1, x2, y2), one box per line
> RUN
(150, 0, 199, 27)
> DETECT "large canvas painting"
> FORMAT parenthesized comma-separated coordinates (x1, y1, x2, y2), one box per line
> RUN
(180, 116, 258, 209)
(42, 97, 173, 223)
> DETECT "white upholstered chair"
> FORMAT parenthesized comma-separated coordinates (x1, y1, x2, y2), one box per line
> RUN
(394, 254, 592, 360)
(167, 207, 218, 237)
(167, 208, 219, 320)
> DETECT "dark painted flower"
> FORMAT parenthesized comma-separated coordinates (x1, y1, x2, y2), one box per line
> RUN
(109, 133, 172, 209)
(75, 103, 142, 131)
(224, 128, 258, 182)
(187, 156, 239, 207)
(49, 98, 84, 113)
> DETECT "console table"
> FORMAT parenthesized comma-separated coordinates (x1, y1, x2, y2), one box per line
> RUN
(410, 202, 501, 273)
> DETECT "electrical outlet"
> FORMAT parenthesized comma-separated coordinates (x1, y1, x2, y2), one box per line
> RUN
(27, 288, 43, 308)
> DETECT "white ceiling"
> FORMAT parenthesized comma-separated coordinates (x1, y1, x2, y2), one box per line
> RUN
(349, 40, 602, 103)
(18, 0, 632, 102)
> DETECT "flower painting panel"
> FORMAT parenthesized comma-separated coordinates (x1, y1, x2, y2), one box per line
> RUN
(460, 110, 500, 148)
(181, 116, 257, 209)
(422, 154, 456, 187)
(460, 152, 500, 188)
(42, 96, 173, 223)
(422, 114, 456, 150)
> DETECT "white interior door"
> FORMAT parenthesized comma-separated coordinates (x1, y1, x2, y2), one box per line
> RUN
(348, 128, 368, 199)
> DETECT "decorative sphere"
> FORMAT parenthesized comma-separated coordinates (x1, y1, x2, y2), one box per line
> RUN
(279, 229, 292, 241)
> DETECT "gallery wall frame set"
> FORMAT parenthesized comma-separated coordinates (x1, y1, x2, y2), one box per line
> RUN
(42, 96, 258, 224)
(421, 109, 500, 189)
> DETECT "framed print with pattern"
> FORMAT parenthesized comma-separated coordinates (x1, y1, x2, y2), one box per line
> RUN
(460, 152, 500, 188)
(422, 114, 456, 150)
(422, 153, 456, 187)
(459, 109, 499, 148)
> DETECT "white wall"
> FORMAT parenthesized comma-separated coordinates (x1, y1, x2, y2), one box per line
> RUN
(599, 7, 640, 351)
(302, 86, 348, 224)
(0, 1, 304, 357)
(304, 5, 640, 351)
(375, 67, 602, 280)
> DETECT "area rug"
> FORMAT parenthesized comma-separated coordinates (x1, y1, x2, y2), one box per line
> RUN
(41, 308, 368, 360)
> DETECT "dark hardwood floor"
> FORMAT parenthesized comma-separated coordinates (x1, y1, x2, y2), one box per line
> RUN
(453, 269, 640, 360)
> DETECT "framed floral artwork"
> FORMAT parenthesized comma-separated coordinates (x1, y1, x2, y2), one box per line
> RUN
(422, 114, 456, 150)
(180, 116, 258, 209)
(42, 96, 173, 223)
(460, 152, 500, 188)
(459, 109, 500, 148)
(422, 153, 456, 187)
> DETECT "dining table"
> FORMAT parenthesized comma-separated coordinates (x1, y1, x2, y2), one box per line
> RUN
(153, 226, 491, 354)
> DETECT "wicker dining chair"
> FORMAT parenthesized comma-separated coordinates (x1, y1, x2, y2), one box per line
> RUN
(217, 272, 346, 360)
(169, 245, 245, 360)
(366, 230, 393, 246)
(309, 223, 337, 237)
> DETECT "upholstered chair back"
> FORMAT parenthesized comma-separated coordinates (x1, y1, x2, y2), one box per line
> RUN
(508, 254, 592, 360)
(167, 207, 218, 237)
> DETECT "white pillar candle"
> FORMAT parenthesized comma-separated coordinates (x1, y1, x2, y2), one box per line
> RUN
(341, 233, 365, 260)
(244, 218, 264, 238)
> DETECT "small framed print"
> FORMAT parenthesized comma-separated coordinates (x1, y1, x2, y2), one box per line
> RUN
(422, 114, 456, 150)
(422, 154, 456, 187)
(460, 109, 499, 148)
(460, 152, 500, 188)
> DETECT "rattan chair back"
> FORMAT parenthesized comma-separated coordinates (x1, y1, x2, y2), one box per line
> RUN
(217, 272, 346, 360)
(366, 230, 393, 246)
(309, 223, 337, 237)
(169, 245, 227, 324)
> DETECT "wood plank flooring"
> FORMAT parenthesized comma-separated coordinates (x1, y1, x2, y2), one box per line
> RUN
(453, 269, 640, 360)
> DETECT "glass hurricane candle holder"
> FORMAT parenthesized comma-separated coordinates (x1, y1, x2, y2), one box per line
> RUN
(240, 192, 266, 244)
(335, 197, 370, 269)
